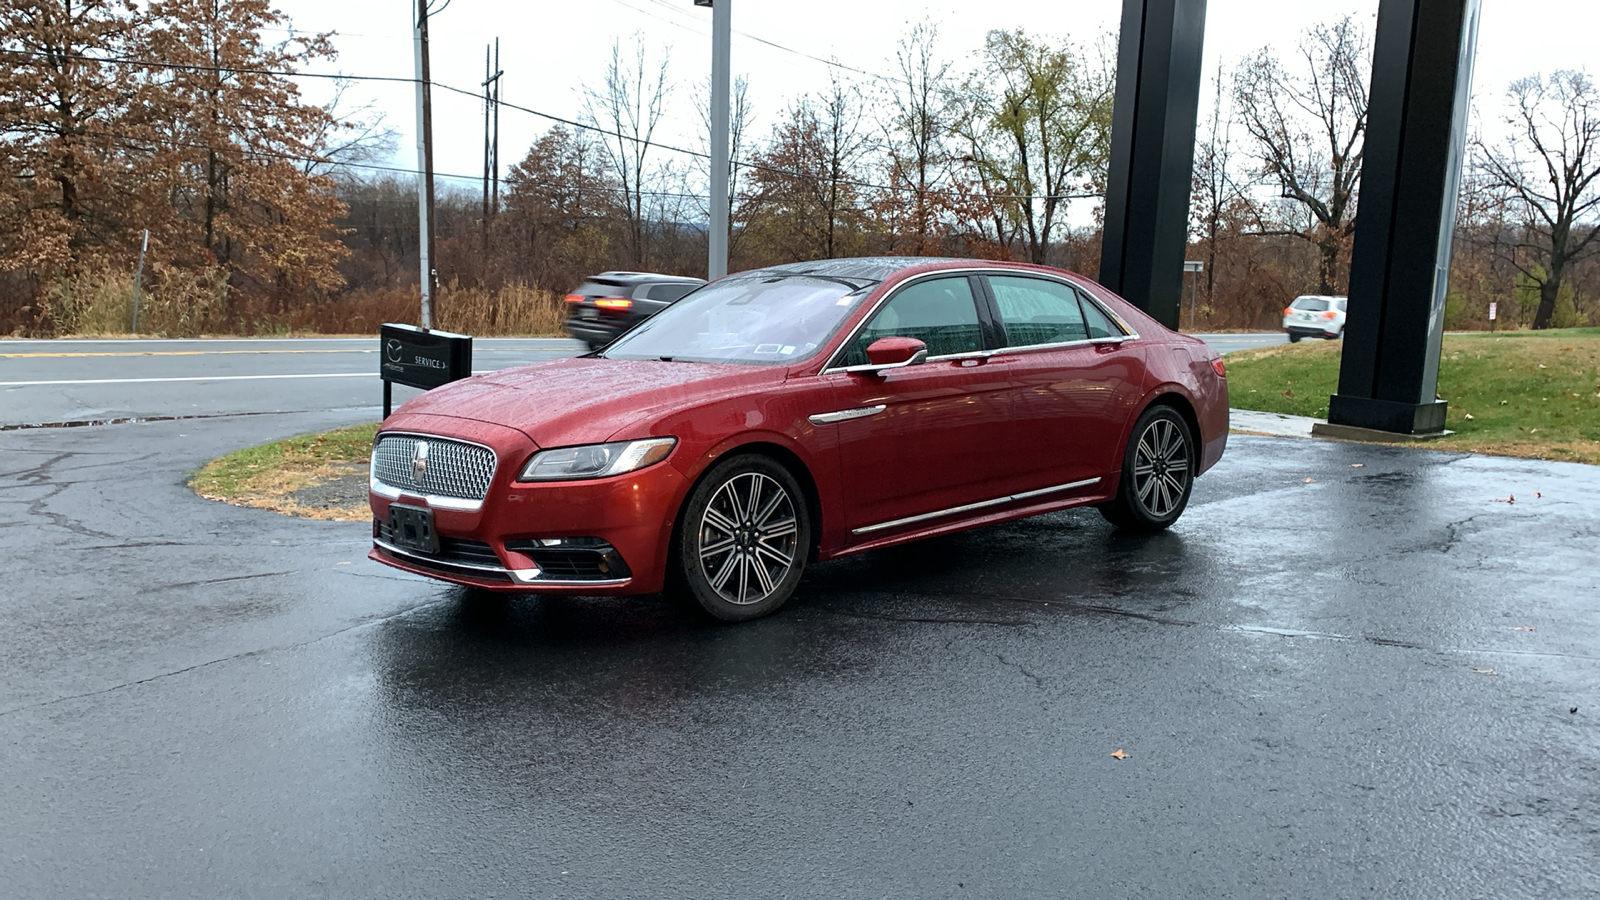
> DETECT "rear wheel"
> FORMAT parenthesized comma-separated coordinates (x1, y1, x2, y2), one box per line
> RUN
(674, 455, 809, 622)
(1288, 332, 1303, 343)
(1099, 405, 1195, 532)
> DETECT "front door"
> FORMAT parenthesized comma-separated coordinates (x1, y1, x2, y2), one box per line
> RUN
(810, 275, 1012, 537)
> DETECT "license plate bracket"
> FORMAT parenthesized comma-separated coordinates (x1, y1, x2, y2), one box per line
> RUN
(388, 504, 439, 554)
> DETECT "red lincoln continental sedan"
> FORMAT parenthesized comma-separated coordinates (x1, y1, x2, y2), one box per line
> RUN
(370, 257, 1229, 621)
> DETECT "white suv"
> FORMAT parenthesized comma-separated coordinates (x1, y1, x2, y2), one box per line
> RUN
(1283, 295, 1347, 342)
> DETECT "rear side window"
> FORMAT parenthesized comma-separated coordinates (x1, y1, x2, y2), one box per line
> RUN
(1336, 299, 1348, 313)
(1291, 297, 1331, 312)
(1078, 294, 1122, 339)
(646, 283, 699, 302)
(574, 280, 629, 299)
(839, 277, 983, 366)
(989, 276, 1090, 347)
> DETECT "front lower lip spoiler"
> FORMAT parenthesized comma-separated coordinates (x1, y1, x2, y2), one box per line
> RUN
(373, 539, 632, 588)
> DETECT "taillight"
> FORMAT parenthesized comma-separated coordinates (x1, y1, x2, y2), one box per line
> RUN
(1283, 307, 1293, 316)
(563, 293, 584, 303)
(1321, 311, 1337, 319)
(1211, 358, 1226, 378)
(594, 298, 633, 309)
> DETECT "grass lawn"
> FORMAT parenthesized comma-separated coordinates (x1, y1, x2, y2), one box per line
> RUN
(1225, 328, 1600, 464)
(190, 422, 379, 520)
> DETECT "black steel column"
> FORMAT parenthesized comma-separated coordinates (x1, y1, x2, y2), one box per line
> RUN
(1099, 0, 1208, 330)
(1328, 0, 1481, 435)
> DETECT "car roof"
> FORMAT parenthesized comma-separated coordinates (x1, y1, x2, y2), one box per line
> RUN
(588, 271, 705, 285)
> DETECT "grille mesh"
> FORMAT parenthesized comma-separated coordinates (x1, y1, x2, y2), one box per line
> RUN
(373, 434, 496, 501)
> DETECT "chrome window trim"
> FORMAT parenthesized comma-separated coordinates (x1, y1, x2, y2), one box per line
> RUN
(808, 405, 887, 426)
(851, 477, 1102, 536)
(820, 268, 1139, 375)
(370, 430, 499, 512)
(374, 539, 633, 587)
(985, 272, 1140, 348)
(820, 268, 997, 374)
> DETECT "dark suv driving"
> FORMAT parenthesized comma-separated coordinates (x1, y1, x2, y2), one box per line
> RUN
(563, 272, 706, 349)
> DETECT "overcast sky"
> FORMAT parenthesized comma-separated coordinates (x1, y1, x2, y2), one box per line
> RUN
(270, 0, 1600, 201)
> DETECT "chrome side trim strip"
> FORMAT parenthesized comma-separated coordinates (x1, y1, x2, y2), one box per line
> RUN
(373, 539, 634, 588)
(850, 477, 1103, 536)
(369, 477, 484, 512)
(808, 405, 887, 425)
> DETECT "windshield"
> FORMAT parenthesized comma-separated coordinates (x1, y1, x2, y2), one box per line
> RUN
(601, 274, 875, 364)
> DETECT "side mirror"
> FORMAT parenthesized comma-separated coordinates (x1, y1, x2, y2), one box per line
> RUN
(864, 337, 928, 371)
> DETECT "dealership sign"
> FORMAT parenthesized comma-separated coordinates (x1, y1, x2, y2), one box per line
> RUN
(380, 323, 473, 415)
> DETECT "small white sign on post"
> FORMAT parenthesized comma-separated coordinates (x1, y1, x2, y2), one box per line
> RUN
(1488, 301, 1498, 321)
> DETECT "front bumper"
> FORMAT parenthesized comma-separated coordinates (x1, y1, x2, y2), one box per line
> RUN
(368, 418, 689, 595)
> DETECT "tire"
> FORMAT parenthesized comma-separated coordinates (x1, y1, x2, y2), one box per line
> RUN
(1332, 327, 1344, 340)
(1288, 332, 1303, 343)
(674, 454, 810, 622)
(1098, 405, 1196, 532)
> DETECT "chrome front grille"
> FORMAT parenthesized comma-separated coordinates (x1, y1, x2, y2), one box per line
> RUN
(372, 433, 497, 501)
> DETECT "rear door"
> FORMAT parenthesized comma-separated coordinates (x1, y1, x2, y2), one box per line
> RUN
(813, 275, 1014, 537)
(980, 274, 1148, 489)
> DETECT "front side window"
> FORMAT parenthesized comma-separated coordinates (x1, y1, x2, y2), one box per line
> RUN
(990, 276, 1091, 347)
(838, 277, 983, 366)
(603, 274, 874, 365)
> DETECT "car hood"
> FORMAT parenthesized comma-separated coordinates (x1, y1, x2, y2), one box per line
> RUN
(391, 356, 788, 447)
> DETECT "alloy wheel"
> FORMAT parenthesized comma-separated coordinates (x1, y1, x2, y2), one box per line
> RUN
(697, 472, 799, 606)
(1132, 418, 1192, 518)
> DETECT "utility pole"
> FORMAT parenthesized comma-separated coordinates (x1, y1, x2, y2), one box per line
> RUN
(413, 0, 439, 329)
(482, 39, 503, 278)
(696, 0, 731, 280)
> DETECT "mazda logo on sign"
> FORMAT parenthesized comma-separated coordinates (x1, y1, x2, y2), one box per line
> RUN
(386, 339, 404, 363)
(411, 441, 429, 485)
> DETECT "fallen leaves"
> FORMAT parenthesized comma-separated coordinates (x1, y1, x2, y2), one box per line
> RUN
(1472, 667, 1500, 677)
(1464, 413, 1475, 420)
(1511, 626, 1536, 632)
(1350, 463, 1365, 468)
(1302, 477, 1316, 483)
(1494, 495, 1515, 504)
(1110, 749, 1129, 760)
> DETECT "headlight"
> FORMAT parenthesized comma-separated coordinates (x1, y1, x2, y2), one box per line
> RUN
(517, 437, 676, 482)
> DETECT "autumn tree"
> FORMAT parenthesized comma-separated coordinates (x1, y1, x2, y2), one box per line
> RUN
(135, 0, 348, 298)
(498, 126, 620, 289)
(951, 29, 1113, 265)
(0, 0, 145, 274)
(746, 77, 873, 262)
(693, 74, 753, 267)
(1233, 15, 1370, 295)
(585, 34, 671, 268)
(1475, 70, 1600, 329)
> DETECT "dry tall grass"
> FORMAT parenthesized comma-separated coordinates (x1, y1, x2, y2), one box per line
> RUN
(33, 269, 567, 338)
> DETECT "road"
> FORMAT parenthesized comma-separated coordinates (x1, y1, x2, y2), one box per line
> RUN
(2, 412, 1596, 898)
(0, 332, 1289, 428)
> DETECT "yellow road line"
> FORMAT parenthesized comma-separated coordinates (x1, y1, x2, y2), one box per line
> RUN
(0, 349, 379, 359)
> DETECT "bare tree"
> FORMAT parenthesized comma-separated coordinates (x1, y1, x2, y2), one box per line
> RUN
(1476, 70, 1600, 329)
(585, 34, 671, 268)
(1233, 15, 1370, 295)
(882, 22, 956, 255)
(693, 74, 751, 265)
(1191, 63, 1250, 305)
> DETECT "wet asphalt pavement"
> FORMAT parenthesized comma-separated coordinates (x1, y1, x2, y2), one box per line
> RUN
(3, 410, 1598, 898)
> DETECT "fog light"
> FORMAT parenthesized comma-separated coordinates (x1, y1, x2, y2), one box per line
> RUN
(509, 567, 543, 584)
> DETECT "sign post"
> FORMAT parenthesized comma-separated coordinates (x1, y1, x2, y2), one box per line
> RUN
(1183, 260, 1204, 330)
(1488, 301, 1497, 332)
(380, 323, 473, 418)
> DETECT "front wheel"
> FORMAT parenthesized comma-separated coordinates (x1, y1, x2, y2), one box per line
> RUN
(1099, 405, 1195, 532)
(674, 455, 810, 622)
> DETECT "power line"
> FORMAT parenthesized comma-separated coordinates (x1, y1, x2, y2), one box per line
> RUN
(6, 48, 1102, 206)
(632, 0, 896, 84)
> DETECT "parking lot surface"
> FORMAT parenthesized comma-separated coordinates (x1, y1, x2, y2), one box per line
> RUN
(2, 411, 1596, 898)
